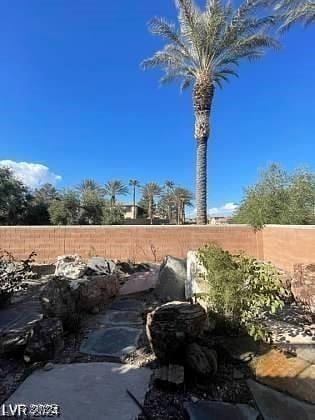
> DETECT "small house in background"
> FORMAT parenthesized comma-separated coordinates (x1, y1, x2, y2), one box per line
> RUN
(122, 204, 145, 220)
(209, 216, 231, 225)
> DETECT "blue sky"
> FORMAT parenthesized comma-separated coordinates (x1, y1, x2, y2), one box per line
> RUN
(0, 0, 314, 216)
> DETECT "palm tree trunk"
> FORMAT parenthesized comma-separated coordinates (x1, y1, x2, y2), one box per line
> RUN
(149, 198, 153, 224)
(193, 74, 214, 225)
(133, 186, 136, 219)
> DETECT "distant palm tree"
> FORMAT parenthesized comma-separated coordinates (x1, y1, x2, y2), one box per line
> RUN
(142, 0, 278, 224)
(164, 180, 176, 222)
(104, 180, 129, 206)
(129, 179, 141, 218)
(275, 0, 315, 29)
(141, 182, 162, 224)
(172, 187, 194, 224)
(77, 179, 102, 194)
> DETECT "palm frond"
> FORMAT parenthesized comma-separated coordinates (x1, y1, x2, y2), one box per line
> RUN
(142, 0, 279, 90)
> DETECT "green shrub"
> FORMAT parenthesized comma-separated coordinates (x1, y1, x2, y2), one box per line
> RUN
(197, 245, 284, 340)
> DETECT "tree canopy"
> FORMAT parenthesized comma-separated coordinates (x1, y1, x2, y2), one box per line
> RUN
(233, 164, 315, 228)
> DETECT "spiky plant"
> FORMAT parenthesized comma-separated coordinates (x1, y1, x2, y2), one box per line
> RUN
(104, 180, 129, 206)
(275, 0, 315, 29)
(142, 0, 278, 224)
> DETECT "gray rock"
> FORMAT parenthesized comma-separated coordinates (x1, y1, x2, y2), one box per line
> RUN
(247, 379, 315, 420)
(155, 256, 186, 301)
(184, 401, 259, 420)
(40, 277, 80, 331)
(87, 257, 116, 275)
(154, 364, 185, 387)
(54, 255, 87, 279)
(75, 274, 120, 312)
(43, 362, 55, 371)
(41, 274, 120, 329)
(5, 362, 151, 420)
(0, 301, 43, 354)
(185, 343, 218, 378)
(24, 318, 64, 363)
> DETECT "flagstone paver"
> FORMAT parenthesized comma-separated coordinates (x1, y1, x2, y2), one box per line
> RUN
(247, 379, 315, 420)
(6, 362, 151, 420)
(184, 401, 259, 420)
(99, 310, 143, 327)
(252, 349, 315, 403)
(80, 327, 143, 360)
(80, 298, 145, 360)
(110, 298, 145, 312)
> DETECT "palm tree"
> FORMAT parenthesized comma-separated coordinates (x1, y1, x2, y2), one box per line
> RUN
(141, 182, 162, 224)
(129, 179, 141, 218)
(142, 0, 278, 224)
(275, 0, 315, 29)
(77, 179, 102, 194)
(104, 180, 129, 207)
(169, 187, 193, 224)
(164, 180, 176, 222)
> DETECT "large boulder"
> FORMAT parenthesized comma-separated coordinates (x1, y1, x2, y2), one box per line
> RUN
(186, 250, 209, 300)
(75, 274, 120, 312)
(146, 301, 208, 363)
(24, 318, 64, 363)
(155, 256, 186, 301)
(40, 277, 80, 331)
(87, 257, 116, 276)
(40, 274, 120, 329)
(292, 264, 315, 312)
(55, 255, 87, 279)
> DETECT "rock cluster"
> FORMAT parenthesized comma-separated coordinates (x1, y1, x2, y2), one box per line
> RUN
(0, 250, 37, 306)
(24, 318, 64, 363)
(41, 256, 120, 329)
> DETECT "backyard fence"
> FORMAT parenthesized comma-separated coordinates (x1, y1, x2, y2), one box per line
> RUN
(0, 224, 314, 273)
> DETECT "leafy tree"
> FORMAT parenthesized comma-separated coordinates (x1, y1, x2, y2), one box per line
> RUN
(24, 183, 58, 225)
(76, 179, 105, 224)
(142, 0, 278, 224)
(102, 206, 124, 225)
(233, 164, 315, 228)
(274, 0, 315, 29)
(104, 180, 128, 206)
(80, 189, 104, 225)
(0, 167, 30, 225)
(141, 183, 162, 224)
(48, 190, 80, 225)
(283, 169, 315, 224)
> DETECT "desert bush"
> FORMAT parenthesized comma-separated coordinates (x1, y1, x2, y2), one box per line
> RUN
(197, 245, 284, 340)
(0, 250, 36, 306)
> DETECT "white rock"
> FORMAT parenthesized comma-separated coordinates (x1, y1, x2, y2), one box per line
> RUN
(87, 257, 116, 275)
(55, 255, 87, 280)
(185, 250, 208, 300)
